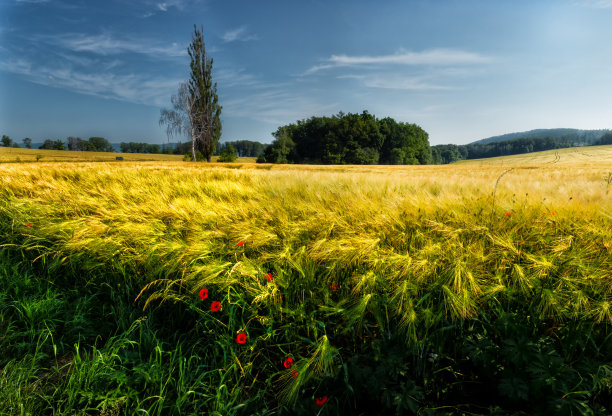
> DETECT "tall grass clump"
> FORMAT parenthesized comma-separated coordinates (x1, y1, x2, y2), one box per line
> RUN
(0, 159, 611, 414)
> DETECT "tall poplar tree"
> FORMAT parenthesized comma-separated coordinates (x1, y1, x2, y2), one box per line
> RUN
(160, 25, 221, 162)
(188, 25, 221, 162)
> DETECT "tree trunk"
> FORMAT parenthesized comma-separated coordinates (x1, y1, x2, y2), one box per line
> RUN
(191, 126, 196, 162)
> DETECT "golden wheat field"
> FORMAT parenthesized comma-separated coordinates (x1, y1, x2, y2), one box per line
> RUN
(1, 146, 610, 315)
(0, 146, 258, 163)
(1, 145, 611, 414)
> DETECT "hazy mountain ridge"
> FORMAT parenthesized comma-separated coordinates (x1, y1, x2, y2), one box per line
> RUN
(470, 128, 610, 145)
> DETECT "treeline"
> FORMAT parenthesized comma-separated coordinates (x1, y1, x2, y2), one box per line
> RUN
(260, 111, 431, 165)
(36, 136, 116, 152)
(66, 137, 113, 152)
(472, 128, 610, 145)
(1, 135, 31, 148)
(595, 132, 612, 146)
(120, 142, 174, 154)
(217, 140, 267, 157)
(1, 133, 266, 157)
(6, 128, 610, 165)
(432, 134, 612, 164)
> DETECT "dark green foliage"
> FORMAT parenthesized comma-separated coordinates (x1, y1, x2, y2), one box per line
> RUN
(173, 141, 192, 155)
(217, 140, 268, 157)
(64, 136, 114, 152)
(2, 238, 610, 415)
(119, 142, 164, 154)
(38, 139, 54, 150)
(1, 135, 11, 147)
(87, 137, 113, 152)
(263, 126, 296, 164)
(433, 136, 591, 164)
(67, 136, 94, 151)
(38, 139, 66, 150)
(265, 111, 430, 165)
(218, 143, 238, 162)
(594, 133, 612, 146)
(188, 25, 222, 162)
(184, 150, 206, 161)
(472, 128, 610, 146)
(22, 137, 32, 148)
(430, 144, 464, 164)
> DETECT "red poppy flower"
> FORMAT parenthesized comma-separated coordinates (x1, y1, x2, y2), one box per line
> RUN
(236, 333, 247, 344)
(237, 240, 244, 247)
(330, 283, 338, 291)
(199, 288, 208, 300)
(290, 368, 299, 379)
(315, 396, 328, 406)
(551, 211, 557, 216)
(210, 301, 221, 312)
(283, 357, 293, 369)
(267, 273, 273, 282)
(505, 212, 511, 217)
(25, 223, 32, 228)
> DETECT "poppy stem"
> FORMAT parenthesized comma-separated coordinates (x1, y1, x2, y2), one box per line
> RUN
(235, 356, 245, 375)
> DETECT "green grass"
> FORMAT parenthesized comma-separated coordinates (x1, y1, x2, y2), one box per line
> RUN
(0, 157, 611, 415)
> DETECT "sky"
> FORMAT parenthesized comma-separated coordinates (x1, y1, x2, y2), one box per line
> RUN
(1, 0, 612, 146)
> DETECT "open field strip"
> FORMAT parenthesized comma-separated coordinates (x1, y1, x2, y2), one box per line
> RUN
(0, 148, 611, 414)
(454, 144, 612, 166)
(0, 146, 257, 163)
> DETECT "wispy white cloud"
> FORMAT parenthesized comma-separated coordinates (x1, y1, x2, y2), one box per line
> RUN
(338, 74, 454, 91)
(221, 26, 258, 43)
(573, 0, 612, 8)
(156, 1, 178, 11)
(0, 58, 181, 106)
(137, 0, 202, 17)
(304, 48, 491, 75)
(42, 33, 185, 57)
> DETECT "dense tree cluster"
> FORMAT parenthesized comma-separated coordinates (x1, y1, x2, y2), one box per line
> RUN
(67, 136, 113, 152)
(217, 140, 267, 157)
(594, 132, 612, 146)
(260, 111, 431, 165)
(1, 135, 16, 147)
(120, 142, 174, 154)
(39, 139, 66, 150)
(217, 143, 237, 162)
(1, 135, 34, 148)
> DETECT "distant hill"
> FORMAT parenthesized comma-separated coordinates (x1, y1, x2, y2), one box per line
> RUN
(433, 129, 612, 164)
(470, 128, 610, 146)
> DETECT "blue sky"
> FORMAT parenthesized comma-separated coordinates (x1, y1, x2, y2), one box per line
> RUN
(1, 0, 612, 145)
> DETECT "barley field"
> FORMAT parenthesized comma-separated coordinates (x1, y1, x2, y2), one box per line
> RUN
(0, 146, 257, 163)
(0, 146, 611, 415)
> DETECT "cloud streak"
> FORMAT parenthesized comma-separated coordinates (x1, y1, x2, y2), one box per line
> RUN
(304, 48, 490, 75)
(0, 58, 181, 106)
(338, 74, 454, 91)
(222, 26, 258, 43)
(45, 33, 186, 57)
